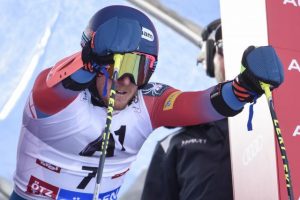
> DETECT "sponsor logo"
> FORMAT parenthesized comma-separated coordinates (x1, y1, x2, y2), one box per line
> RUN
(100, 188, 119, 200)
(293, 125, 300, 136)
(58, 187, 120, 200)
(36, 159, 61, 173)
(111, 168, 129, 179)
(141, 27, 154, 41)
(181, 138, 207, 146)
(163, 91, 182, 111)
(287, 59, 300, 72)
(242, 136, 264, 165)
(141, 82, 169, 96)
(26, 176, 59, 199)
(283, 0, 300, 7)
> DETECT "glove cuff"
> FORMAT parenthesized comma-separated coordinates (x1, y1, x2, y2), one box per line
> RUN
(234, 70, 264, 102)
(210, 82, 243, 117)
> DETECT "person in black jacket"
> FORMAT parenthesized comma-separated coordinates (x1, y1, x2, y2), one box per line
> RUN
(141, 19, 234, 200)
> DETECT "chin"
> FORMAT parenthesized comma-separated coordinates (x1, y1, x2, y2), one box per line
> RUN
(113, 94, 134, 110)
(113, 98, 129, 110)
(113, 104, 127, 110)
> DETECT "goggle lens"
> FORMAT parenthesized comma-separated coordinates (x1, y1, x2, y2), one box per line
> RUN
(105, 52, 156, 87)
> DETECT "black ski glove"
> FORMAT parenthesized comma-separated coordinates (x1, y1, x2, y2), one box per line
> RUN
(233, 45, 284, 102)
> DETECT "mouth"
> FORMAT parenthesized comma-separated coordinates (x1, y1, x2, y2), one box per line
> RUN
(116, 90, 127, 95)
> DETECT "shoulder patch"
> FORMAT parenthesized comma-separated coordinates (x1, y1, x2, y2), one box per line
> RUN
(141, 82, 170, 96)
(163, 91, 182, 111)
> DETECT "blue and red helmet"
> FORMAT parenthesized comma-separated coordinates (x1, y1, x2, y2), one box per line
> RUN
(81, 5, 159, 88)
(81, 5, 159, 58)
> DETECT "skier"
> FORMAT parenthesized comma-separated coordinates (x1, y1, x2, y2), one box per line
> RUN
(10, 5, 284, 200)
(141, 19, 233, 200)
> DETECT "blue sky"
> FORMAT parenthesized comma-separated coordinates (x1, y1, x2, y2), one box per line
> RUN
(0, 0, 220, 194)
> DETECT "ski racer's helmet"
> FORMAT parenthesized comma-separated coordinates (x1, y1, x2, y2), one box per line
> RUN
(81, 5, 159, 87)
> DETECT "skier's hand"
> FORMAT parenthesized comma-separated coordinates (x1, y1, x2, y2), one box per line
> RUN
(81, 40, 114, 73)
(232, 45, 284, 102)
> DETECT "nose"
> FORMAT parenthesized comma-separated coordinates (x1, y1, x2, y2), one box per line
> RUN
(118, 75, 132, 86)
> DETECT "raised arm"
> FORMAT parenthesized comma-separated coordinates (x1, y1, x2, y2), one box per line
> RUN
(32, 52, 96, 117)
(145, 46, 284, 129)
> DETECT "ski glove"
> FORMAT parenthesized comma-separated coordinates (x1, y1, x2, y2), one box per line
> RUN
(81, 40, 114, 73)
(233, 45, 284, 102)
(210, 45, 284, 117)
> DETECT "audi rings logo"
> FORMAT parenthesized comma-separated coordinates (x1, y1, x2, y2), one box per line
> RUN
(242, 136, 264, 165)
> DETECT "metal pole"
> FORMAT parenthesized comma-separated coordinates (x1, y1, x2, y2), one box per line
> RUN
(127, 0, 203, 48)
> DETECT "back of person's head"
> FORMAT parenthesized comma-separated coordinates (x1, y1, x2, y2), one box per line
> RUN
(81, 5, 159, 87)
(198, 19, 223, 79)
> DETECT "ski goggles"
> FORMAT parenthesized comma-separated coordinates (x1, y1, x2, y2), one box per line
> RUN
(103, 52, 156, 87)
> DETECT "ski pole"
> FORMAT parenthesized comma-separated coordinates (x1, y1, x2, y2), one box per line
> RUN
(260, 82, 294, 200)
(93, 54, 123, 200)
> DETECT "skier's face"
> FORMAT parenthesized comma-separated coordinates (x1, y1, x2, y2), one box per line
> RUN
(96, 75, 138, 110)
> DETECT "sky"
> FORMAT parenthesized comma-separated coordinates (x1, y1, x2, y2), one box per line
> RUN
(0, 0, 220, 196)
